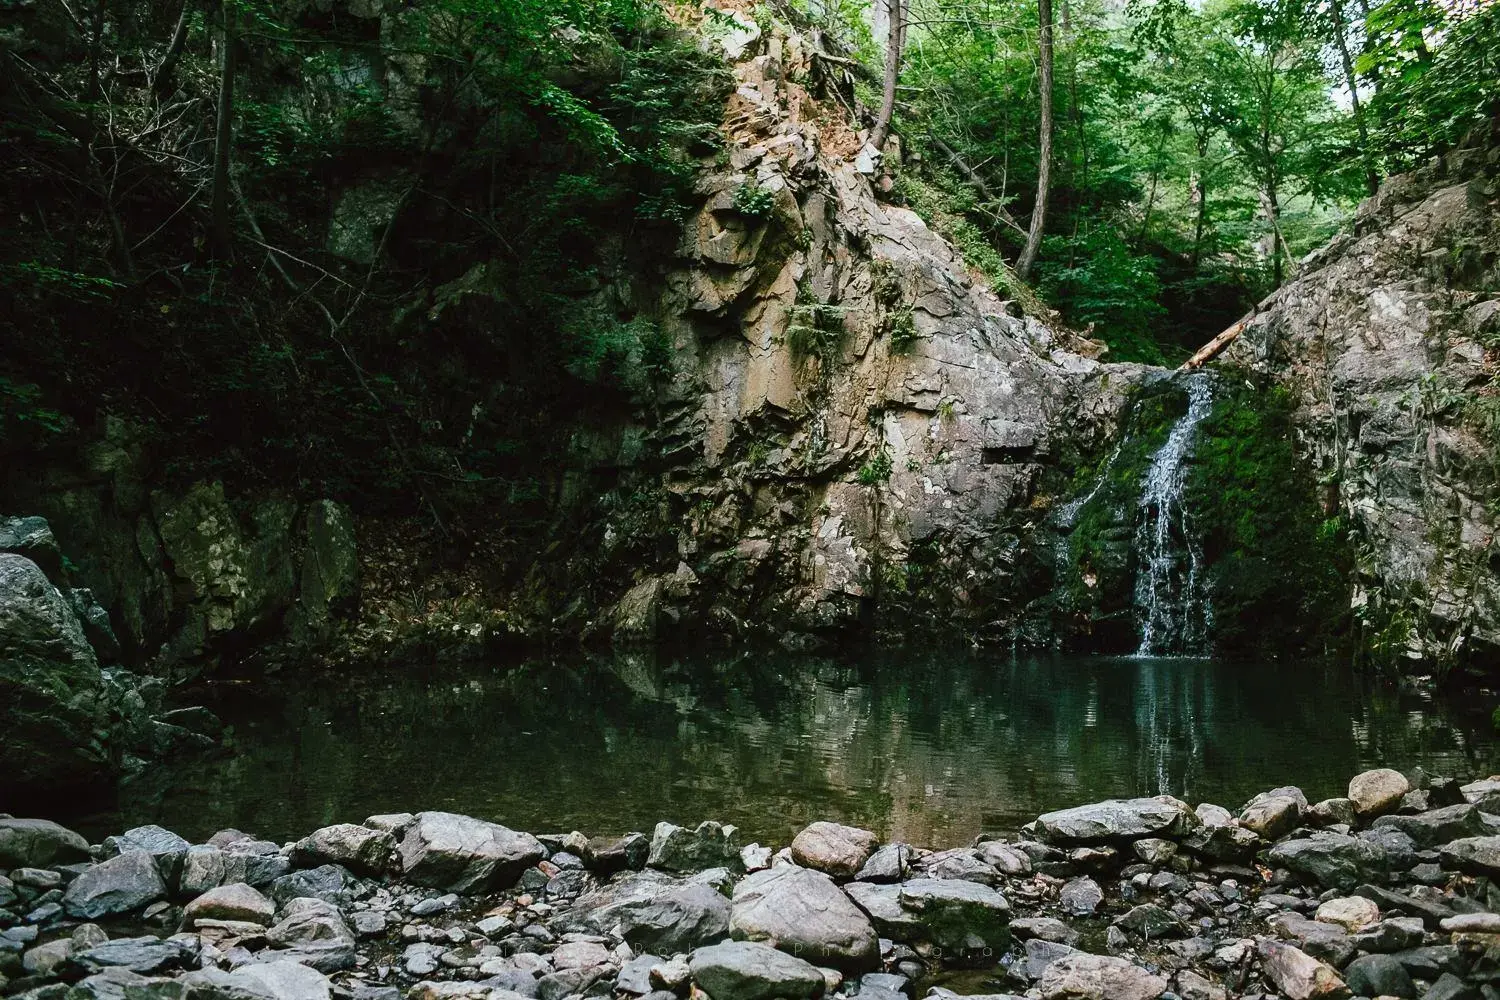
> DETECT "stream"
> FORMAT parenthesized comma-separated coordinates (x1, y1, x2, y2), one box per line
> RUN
(71, 650, 1500, 849)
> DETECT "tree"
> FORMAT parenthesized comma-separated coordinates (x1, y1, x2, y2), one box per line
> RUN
(870, 0, 908, 154)
(1327, 0, 1379, 195)
(1015, 0, 1054, 280)
(209, 0, 237, 261)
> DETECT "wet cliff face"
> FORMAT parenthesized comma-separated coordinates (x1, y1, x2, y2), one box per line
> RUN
(563, 13, 1151, 643)
(1227, 137, 1500, 672)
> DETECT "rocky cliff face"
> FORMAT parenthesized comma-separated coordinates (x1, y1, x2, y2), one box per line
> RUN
(1226, 136, 1500, 671)
(553, 12, 1147, 643)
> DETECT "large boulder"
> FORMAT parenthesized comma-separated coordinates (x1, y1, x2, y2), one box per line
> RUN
(1257, 940, 1348, 1000)
(0, 515, 63, 579)
(1239, 788, 1306, 840)
(183, 883, 276, 926)
(1439, 836, 1500, 877)
(729, 865, 880, 973)
(0, 818, 91, 868)
(293, 824, 395, 876)
(294, 500, 359, 631)
(264, 897, 357, 972)
(184, 960, 332, 1000)
(615, 882, 731, 954)
(1035, 798, 1195, 844)
(1372, 805, 1495, 848)
(63, 851, 168, 919)
(897, 878, 1011, 962)
(0, 553, 110, 788)
(398, 812, 545, 892)
(1037, 953, 1167, 1000)
(789, 823, 878, 881)
(649, 821, 743, 873)
(70, 936, 198, 976)
(1267, 832, 1387, 890)
(1348, 769, 1410, 820)
(688, 941, 825, 1000)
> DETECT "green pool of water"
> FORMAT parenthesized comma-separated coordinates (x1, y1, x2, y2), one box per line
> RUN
(74, 650, 1500, 848)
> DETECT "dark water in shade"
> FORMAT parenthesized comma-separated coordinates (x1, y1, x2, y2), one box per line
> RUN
(70, 651, 1500, 848)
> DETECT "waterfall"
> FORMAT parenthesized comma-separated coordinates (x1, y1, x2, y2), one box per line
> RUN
(1133, 373, 1215, 657)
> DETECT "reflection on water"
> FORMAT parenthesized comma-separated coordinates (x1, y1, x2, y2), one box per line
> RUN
(82, 651, 1500, 848)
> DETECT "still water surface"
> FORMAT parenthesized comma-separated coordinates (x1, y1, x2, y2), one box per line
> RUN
(88, 651, 1500, 847)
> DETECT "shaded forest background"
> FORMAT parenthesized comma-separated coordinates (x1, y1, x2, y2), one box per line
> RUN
(1, 0, 1496, 523)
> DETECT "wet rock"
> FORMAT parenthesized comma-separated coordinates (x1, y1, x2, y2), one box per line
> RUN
(789, 823, 878, 881)
(1306, 799, 1357, 828)
(1256, 940, 1347, 1000)
(1036, 953, 1167, 1000)
(976, 842, 1032, 876)
(292, 825, 395, 877)
(0, 820, 90, 876)
(1352, 884, 1455, 928)
(71, 925, 108, 951)
(1011, 918, 1078, 946)
(0, 555, 110, 789)
(1358, 826, 1417, 869)
(1239, 789, 1304, 840)
(101, 826, 190, 861)
(1445, 913, 1500, 933)
(1133, 839, 1176, 865)
(1267, 832, 1386, 890)
(617, 953, 661, 994)
(1441, 836, 1500, 877)
(1174, 969, 1225, 1000)
(585, 834, 649, 875)
(183, 884, 275, 926)
(915, 849, 1001, 885)
(856, 846, 913, 883)
(63, 853, 167, 919)
(1059, 878, 1103, 916)
(896, 878, 1010, 961)
(1114, 904, 1184, 939)
(264, 898, 356, 972)
(269, 867, 348, 907)
(23, 939, 72, 976)
(1374, 803, 1494, 851)
(1035, 798, 1195, 844)
(1426, 972, 1479, 1000)
(188, 959, 332, 1000)
(1267, 913, 1357, 971)
(648, 822, 742, 874)
(616, 882, 731, 955)
(688, 940, 825, 1000)
(1195, 804, 1233, 827)
(1181, 824, 1260, 864)
(399, 813, 546, 893)
(1349, 769, 1411, 820)
(729, 865, 879, 973)
(349, 911, 385, 937)
(70, 935, 196, 975)
(1343, 953, 1415, 998)
(553, 940, 613, 970)
(1313, 896, 1379, 932)
(842, 883, 920, 939)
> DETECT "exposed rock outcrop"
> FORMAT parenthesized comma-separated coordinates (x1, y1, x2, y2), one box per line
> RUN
(1227, 134, 1500, 669)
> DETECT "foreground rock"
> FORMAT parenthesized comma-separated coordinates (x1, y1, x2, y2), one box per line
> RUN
(398, 812, 545, 891)
(729, 865, 879, 972)
(13, 765, 1500, 1000)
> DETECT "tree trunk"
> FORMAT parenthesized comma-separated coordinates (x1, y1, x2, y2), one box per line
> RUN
(1190, 130, 1210, 266)
(1329, 0, 1379, 195)
(210, 0, 236, 261)
(869, 0, 904, 154)
(1260, 183, 1286, 286)
(1016, 0, 1053, 281)
(152, 0, 192, 100)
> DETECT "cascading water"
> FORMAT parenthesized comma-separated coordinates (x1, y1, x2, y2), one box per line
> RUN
(1133, 372, 1215, 656)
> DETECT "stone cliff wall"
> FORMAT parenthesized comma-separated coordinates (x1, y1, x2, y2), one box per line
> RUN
(557, 11, 1149, 643)
(1226, 136, 1500, 671)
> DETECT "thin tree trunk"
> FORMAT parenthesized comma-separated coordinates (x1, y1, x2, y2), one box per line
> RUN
(1329, 0, 1379, 195)
(152, 0, 192, 100)
(210, 0, 236, 261)
(1190, 130, 1210, 266)
(1016, 0, 1053, 281)
(869, 0, 904, 154)
(1261, 183, 1286, 286)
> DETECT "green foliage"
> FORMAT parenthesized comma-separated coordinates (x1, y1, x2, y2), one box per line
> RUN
(1183, 377, 1352, 654)
(1036, 229, 1168, 364)
(731, 183, 776, 220)
(886, 308, 919, 353)
(1362, 0, 1500, 164)
(858, 450, 894, 485)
